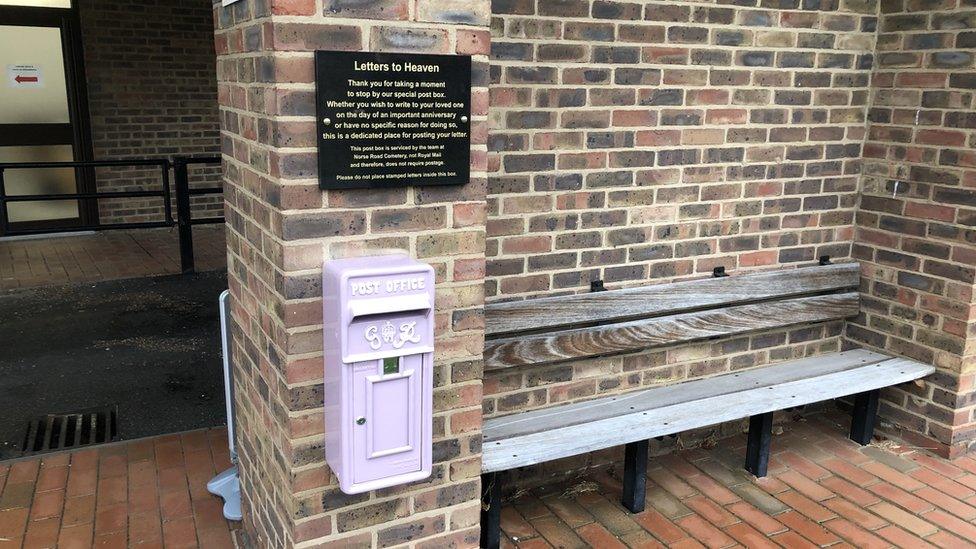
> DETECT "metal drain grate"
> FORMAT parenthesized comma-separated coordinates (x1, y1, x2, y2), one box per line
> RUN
(22, 406, 118, 455)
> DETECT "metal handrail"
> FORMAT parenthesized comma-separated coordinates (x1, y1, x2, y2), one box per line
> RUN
(173, 156, 223, 273)
(0, 158, 173, 226)
(3, 190, 166, 201)
(0, 159, 171, 168)
(0, 155, 223, 273)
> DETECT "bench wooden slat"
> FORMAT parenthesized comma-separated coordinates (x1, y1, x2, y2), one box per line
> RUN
(485, 263, 859, 337)
(485, 292, 860, 371)
(481, 353, 933, 473)
(484, 349, 889, 442)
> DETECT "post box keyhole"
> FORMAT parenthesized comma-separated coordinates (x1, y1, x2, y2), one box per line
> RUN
(383, 357, 400, 375)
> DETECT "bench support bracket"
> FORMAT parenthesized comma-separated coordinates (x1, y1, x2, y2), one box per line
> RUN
(850, 389, 880, 445)
(745, 412, 773, 477)
(622, 440, 648, 513)
(480, 472, 501, 549)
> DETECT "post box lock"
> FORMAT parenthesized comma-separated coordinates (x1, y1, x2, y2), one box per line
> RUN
(323, 254, 435, 495)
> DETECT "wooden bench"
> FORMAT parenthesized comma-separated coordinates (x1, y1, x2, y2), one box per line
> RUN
(478, 262, 933, 548)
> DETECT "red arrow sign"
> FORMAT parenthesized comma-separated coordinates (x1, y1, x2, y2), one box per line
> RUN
(15, 75, 39, 83)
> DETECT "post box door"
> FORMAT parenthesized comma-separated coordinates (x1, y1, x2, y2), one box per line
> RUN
(351, 353, 424, 485)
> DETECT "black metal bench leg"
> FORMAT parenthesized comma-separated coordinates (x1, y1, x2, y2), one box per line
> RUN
(850, 389, 880, 445)
(622, 440, 648, 513)
(480, 472, 501, 549)
(745, 412, 773, 477)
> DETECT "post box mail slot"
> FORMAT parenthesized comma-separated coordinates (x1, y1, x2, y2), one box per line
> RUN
(323, 255, 434, 494)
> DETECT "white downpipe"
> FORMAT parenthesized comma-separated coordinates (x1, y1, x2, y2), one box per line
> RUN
(207, 289, 242, 521)
(219, 290, 237, 461)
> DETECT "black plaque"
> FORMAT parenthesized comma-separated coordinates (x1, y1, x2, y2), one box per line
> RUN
(315, 51, 471, 190)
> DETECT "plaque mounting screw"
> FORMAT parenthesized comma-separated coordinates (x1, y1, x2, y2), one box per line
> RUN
(356, 417, 366, 425)
(460, 115, 469, 123)
(323, 117, 332, 126)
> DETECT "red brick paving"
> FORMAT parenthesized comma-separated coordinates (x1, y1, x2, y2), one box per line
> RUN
(5, 414, 976, 548)
(0, 226, 225, 291)
(500, 414, 976, 548)
(0, 428, 238, 549)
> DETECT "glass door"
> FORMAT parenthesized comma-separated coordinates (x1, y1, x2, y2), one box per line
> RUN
(0, 3, 93, 235)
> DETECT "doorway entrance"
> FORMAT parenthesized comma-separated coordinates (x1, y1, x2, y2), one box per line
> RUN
(0, 0, 228, 462)
(0, 1, 93, 235)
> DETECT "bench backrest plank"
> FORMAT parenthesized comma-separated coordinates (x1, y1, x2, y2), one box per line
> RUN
(485, 292, 860, 371)
(485, 262, 860, 338)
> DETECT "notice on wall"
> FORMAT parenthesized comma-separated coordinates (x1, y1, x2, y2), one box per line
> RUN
(315, 51, 471, 190)
(7, 64, 43, 88)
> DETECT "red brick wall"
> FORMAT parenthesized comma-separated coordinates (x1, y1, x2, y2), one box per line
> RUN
(850, 0, 976, 458)
(80, 0, 221, 224)
(486, 0, 878, 302)
(208, 0, 976, 544)
(214, 0, 490, 546)
(480, 0, 976, 475)
(475, 0, 888, 492)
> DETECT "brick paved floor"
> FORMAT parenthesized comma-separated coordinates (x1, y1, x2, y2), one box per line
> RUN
(499, 413, 976, 548)
(0, 428, 239, 549)
(0, 226, 225, 292)
(5, 413, 976, 548)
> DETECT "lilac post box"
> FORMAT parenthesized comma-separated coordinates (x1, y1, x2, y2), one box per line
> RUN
(323, 254, 434, 494)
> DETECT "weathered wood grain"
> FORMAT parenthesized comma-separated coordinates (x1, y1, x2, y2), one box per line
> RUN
(484, 292, 860, 371)
(484, 349, 889, 441)
(485, 263, 859, 337)
(481, 355, 933, 473)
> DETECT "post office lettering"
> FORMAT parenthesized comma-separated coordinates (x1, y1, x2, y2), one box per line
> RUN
(351, 281, 380, 295)
(351, 277, 425, 295)
(386, 277, 425, 293)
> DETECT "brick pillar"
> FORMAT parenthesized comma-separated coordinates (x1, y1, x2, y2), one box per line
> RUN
(214, 0, 489, 545)
(852, 2, 976, 458)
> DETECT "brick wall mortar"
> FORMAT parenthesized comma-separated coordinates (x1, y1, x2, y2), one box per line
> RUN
(479, 0, 877, 480)
(485, 0, 876, 301)
(478, 0, 973, 474)
(213, 0, 976, 545)
(848, 0, 976, 457)
(215, 0, 489, 545)
(80, 0, 222, 224)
